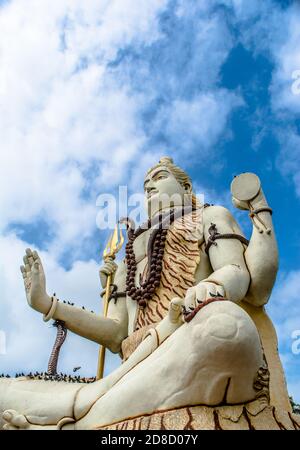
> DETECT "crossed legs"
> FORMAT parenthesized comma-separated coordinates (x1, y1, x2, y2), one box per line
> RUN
(1, 301, 263, 430)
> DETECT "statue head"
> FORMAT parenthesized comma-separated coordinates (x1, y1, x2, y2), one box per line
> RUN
(144, 156, 197, 217)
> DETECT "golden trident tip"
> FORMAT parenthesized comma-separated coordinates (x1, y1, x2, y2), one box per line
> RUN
(103, 222, 124, 261)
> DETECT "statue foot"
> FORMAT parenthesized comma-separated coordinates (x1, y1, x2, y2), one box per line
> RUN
(3, 409, 31, 430)
(2, 409, 56, 430)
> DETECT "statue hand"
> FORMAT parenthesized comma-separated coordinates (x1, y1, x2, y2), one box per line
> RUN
(99, 258, 118, 289)
(168, 297, 184, 324)
(20, 248, 51, 314)
(184, 281, 226, 313)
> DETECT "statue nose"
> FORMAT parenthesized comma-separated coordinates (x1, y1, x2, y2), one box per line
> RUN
(146, 185, 156, 195)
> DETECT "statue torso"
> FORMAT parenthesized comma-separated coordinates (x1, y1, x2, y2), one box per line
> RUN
(123, 211, 213, 358)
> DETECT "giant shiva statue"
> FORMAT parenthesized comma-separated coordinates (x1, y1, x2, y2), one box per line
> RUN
(0, 157, 298, 430)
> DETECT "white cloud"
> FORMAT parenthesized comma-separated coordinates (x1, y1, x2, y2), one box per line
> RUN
(0, 0, 168, 253)
(269, 3, 300, 115)
(212, 1, 300, 116)
(221, 0, 300, 201)
(159, 90, 243, 154)
(0, 0, 243, 252)
(260, 2, 300, 199)
(174, 3, 234, 88)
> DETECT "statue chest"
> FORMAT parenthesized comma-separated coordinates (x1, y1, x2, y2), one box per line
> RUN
(126, 212, 203, 335)
(132, 229, 152, 265)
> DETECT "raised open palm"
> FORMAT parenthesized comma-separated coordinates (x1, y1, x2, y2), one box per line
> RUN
(20, 248, 51, 314)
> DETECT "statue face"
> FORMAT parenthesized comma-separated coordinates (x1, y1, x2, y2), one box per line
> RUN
(144, 166, 189, 217)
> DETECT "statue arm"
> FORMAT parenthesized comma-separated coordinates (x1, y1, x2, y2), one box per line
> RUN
(21, 248, 128, 354)
(202, 205, 250, 302)
(51, 259, 128, 353)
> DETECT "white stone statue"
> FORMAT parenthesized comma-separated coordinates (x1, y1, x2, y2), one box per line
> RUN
(0, 157, 297, 430)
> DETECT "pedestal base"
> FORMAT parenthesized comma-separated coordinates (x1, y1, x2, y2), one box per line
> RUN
(97, 398, 300, 430)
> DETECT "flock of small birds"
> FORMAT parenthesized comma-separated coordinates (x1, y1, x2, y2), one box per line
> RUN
(0, 372, 97, 384)
(57, 298, 95, 314)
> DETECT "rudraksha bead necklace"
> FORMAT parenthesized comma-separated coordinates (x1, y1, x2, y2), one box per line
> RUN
(125, 227, 168, 308)
(124, 207, 192, 308)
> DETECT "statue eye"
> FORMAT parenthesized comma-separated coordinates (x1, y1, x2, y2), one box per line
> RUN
(156, 174, 167, 181)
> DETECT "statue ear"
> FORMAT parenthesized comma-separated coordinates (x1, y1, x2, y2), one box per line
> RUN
(184, 183, 191, 192)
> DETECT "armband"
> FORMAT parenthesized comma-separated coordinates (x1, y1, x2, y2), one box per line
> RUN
(205, 223, 249, 254)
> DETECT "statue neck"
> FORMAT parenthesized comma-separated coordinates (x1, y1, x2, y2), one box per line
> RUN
(133, 205, 194, 240)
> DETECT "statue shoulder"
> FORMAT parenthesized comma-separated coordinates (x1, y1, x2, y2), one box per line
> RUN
(202, 204, 235, 226)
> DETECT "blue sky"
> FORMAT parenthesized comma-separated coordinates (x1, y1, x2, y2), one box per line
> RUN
(0, 0, 300, 403)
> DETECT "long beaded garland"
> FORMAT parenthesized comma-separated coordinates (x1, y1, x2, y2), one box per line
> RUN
(124, 207, 193, 308)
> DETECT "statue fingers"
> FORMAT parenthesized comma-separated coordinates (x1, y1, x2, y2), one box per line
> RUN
(208, 287, 219, 298)
(20, 265, 26, 279)
(195, 284, 207, 304)
(23, 256, 31, 274)
(216, 285, 226, 298)
(32, 250, 41, 262)
(100, 262, 117, 276)
(170, 297, 184, 308)
(184, 287, 196, 311)
(25, 248, 34, 267)
(106, 261, 117, 272)
(100, 267, 110, 276)
(20, 265, 32, 294)
(168, 297, 184, 323)
(105, 256, 115, 263)
(206, 282, 225, 299)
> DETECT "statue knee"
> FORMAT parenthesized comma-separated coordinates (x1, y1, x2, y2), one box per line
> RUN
(190, 302, 263, 370)
(191, 301, 257, 341)
(201, 312, 239, 341)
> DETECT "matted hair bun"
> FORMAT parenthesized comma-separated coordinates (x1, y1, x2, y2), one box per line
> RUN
(159, 156, 174, 165)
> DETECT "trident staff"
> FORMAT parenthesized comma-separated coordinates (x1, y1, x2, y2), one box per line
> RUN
(96, 223, 124, 380)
